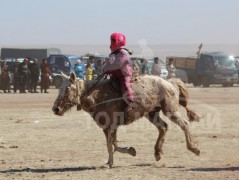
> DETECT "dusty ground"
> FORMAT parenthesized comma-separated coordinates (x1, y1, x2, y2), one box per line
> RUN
(0, 85, 239, 180)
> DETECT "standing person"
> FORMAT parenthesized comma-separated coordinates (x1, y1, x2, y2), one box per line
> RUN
(138, 58, 144, 75)
(40, 59, 51, 93)
(89, 56, 97, 79)
(89, 56, 95, 67)
(0, 60, 11, 93)
(74, 60, 85, 79)
(166, 58, 176, 79)
(85, 62, 93, 80)
(26, 57, 32, 92)
(94, 58, 104, 78)
(131, 58, 139, 77)
(30, 58, 40, 93)
(12, 59, 20, 93)
(103, 32, 134, 112)
(141, 59, 150, 75)
(18, 58, 29, 93)
(151, 57, 161, 76)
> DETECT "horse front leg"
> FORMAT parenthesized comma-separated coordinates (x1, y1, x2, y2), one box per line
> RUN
(115, 147, 136, 157)
(108, 128, 136, 157)
(102, 128, 116, 168)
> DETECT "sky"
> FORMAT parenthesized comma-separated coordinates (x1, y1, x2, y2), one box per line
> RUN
(0, 0, 239, 45)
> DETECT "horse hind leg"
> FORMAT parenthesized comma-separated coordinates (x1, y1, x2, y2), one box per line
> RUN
(146, 111, 168, 161)
(166, 111, 200, 156)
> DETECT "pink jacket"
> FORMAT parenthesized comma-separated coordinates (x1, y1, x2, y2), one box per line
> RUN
(103, 48, 132, 78)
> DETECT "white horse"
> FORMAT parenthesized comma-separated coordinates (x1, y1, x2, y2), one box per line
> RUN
(52, 72, 200, 168)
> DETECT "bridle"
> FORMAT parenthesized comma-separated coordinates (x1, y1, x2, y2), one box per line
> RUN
(56, 74, 106, 111)
(57, 84, 79, 108)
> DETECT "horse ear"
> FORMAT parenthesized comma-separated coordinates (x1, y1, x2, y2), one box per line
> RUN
(61, 72, 69, 80)
(70, 72, 76, 83)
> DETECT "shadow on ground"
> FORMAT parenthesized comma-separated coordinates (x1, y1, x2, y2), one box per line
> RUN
(1, 165, 238, 174)
(187, 167, 239, 172)
(0, 166, 97, 173)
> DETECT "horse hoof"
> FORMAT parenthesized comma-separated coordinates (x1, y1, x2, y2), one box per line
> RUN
(155, 153, 161, 161)
(194, 149, 200, 156)
(128, 147, 136, 157)
(189, 146, 200, 156)
(100, 163, 112, 169)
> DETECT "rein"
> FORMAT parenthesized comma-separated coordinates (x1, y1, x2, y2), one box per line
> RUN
(56, 73, 106, 111)
(79, 73, 106, 101)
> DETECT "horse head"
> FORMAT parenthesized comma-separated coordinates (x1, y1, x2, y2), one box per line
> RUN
(52, 72, 84, 116)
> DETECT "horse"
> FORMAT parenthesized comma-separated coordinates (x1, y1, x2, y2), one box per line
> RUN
(52, 72, 200, 168)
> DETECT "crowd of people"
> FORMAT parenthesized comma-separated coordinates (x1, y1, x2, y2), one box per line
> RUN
(73, 57, 105, 80)
(73, 56, 175, 81)
(0, 54, 176, 94)
(0, 58, 51, 93)
(0, 31, 177, 114)
(130, 57, 175, 79)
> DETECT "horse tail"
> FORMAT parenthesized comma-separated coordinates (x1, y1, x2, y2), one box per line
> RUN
(170, 78, 200, 122)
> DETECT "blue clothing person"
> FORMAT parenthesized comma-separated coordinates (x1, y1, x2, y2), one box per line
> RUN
(74, 61, 86, 79)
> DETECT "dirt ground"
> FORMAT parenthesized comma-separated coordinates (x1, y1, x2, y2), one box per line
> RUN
(0, 85, 239, 180)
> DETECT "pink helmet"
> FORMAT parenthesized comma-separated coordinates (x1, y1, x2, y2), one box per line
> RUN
(110, 32, 126, 52)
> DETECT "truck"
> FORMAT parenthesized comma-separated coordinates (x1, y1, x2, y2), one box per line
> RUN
(235, 56, 239, 83)
(47, 54, 82, 88)
(80, 52, 106, 65)
(166, 52, 238, 87)
(1, 48, 61, 64)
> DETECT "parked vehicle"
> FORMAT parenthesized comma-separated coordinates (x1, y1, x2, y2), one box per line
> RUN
(81, 53, 106, 66)
(47, 54, 81, 88)
(235, 56, 239, 83)
(175, 69, 188, 83)
(166, 52, 238, 87)
(1, 48, 61, 64)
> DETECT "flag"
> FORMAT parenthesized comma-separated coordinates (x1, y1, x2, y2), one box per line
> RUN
(196, 43, 203, 55)
(198, 43, 203, 50)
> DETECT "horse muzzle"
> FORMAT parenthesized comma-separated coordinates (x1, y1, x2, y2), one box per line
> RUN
(52, 106, 63, 116)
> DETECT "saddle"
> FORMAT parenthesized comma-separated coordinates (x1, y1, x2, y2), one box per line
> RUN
(109, 77, 138, 94)
(109, 78, 121, 94)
